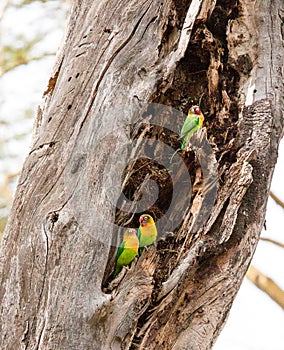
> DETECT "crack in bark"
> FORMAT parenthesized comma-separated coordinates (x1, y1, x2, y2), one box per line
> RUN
(79, 0, 153, 132)
(25, 216, 50, 349)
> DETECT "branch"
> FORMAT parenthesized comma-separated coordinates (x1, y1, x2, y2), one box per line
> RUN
(246, 265, 284, 309)
(270, 191, 284, 209)
(0, 52, 55, 76)
(15, 0, 71, 6)
(0, 171, 20, 201)
(260, 237, 284, 248)
(0, 0, 10, 21)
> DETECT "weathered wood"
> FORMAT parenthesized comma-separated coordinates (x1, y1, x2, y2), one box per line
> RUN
(0, 0, 283, 349)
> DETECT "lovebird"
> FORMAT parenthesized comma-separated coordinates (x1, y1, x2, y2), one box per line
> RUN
(114, 228, 139, 278)
(138, 214, 157, 253)
(180, 105, 204, 150)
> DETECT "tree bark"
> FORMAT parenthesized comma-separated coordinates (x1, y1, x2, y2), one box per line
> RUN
(0, 0, 283, 349)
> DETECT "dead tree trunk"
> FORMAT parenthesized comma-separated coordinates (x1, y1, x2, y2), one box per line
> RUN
(0, 0, 283, 349)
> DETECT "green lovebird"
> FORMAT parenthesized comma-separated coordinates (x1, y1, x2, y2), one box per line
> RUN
(114, 228, 139, 278)
(138, 214, 157, 253)
(180, 105, 204, 150)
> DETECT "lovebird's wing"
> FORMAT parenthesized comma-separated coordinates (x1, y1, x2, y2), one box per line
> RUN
(116, 240, 125, 260)
(137, 227, 141, 240)
(180, 116, 199, 138)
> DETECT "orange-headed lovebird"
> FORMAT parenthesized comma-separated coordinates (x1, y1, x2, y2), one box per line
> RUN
(180, 105, 204, 150)
(138, 214, 157, 253)
(114, 228, 139, 278)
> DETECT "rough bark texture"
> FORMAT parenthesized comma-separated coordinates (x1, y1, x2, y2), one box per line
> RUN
(0, 0, 283, 349)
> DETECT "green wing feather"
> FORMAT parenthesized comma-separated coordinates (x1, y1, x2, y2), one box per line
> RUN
(116, 240, 125, 260)
(180, 116, 199, 138)
(137, 227, 141, 240)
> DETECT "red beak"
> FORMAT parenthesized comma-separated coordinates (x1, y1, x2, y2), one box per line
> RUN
(139, 216, 144, 224)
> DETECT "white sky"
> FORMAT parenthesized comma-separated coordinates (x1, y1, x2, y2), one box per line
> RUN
(1, 2, 283, 349)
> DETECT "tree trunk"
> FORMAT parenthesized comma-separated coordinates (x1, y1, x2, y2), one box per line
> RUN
(0, 0, 283, 349)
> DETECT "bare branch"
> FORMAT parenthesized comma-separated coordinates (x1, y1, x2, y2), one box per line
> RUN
(246, 265, 284, 309)
(0, 0, 10, 21)
(0, 171, 20, 202)
(260, 237, 284, 248)
(270, 191, 284, 209)
(0, 52, 55, 76)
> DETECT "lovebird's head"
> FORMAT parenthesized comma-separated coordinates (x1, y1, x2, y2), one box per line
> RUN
(124, 228, 137, 238)
(189, 105, 202, 116)
(188, 105, 204, 122)
(188, 106, 202, 115)
(139, 214, 155, 227)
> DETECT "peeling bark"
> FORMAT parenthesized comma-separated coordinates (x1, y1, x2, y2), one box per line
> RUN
(0, 0, 283, 349)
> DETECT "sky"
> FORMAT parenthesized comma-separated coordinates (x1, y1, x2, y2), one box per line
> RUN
(0, 1, 283, 349)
